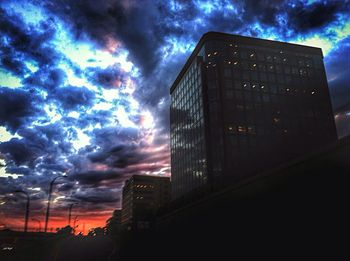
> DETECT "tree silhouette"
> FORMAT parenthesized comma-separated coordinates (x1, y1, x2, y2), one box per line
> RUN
(88, 227, 105, 236)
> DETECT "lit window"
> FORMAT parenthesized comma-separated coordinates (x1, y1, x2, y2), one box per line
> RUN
(233, 61, 238, 65)
(252, 84, 257, 89)
(273, 117, 280, 123)
(261, 85, 265, 89)
(250, 53, 255, 58)
(311, 91, 315, 95)
(247, 126, 255, 134)
(286, 88, 290, 92)
(238, 126, 246, 133)
(208, 53, 211, 57)
(214, 51, 218, 55)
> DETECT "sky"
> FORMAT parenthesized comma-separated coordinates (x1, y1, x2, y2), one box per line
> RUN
(0, 0, 349, 233)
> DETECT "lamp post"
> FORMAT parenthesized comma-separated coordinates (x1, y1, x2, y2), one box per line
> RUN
(44, 175, 67, 233)
(68, 203, 77, 226)
(31, 218, 41, 232)
(14, 190, 30, 233)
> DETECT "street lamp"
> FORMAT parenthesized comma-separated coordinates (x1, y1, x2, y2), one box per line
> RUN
(68, 203, 77, 226)
(14, 190, 30, 233)
(31, 218, 41, 232)
(44, 175, 67, 233)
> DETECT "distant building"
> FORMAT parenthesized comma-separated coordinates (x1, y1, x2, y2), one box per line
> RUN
(106, 209, 122, 236)
(121, 175, 171, 230)
(170, 32, 337, 200)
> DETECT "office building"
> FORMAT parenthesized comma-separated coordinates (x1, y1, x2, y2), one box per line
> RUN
(170, 32, 337, 200)
(121, 175, 170, 230)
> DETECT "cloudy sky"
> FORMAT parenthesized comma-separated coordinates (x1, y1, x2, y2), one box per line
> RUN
(0, 0, 349, 232)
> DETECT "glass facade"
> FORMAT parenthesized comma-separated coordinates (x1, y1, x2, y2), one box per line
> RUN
(170, 33, 337, 200)
(203, 38, 337, 185)
(170, 55, 207, 199)
(121, 175, 171, 230)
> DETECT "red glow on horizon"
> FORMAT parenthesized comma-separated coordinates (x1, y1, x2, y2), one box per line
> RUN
(2, 213, 112, 235)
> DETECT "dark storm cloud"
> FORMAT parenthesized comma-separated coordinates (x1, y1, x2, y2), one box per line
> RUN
(69, 170, 124, 185)
(0, 7, 58, 68)
(74, 189, 120, 204)
(0, 122, 74, 174)
(57, 182, 75, 192)
(86, 127, 148, 168)
(5, 166, 31, 176)
(0, 87, 42, 133)
(53, 85, 95, 110)
(0, 138, 40, 167)
(74, 110, 113, 129)
(43, 0, 200, 76)
(87, 65, 128, 89)
(0, 55, 28, 76)
(36, 123, 66, 141)
(286, 1, 350, 33)
(91, 127, 139, 150)
(240, 0, 284, 26)
(24, 68, 66, 91)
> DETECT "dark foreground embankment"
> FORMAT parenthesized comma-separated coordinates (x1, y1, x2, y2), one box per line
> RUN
(119, 136, 350, 260)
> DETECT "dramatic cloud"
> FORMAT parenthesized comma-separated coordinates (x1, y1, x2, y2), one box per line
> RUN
(0, 0, 349, 232)
(0, 87, 42, 133)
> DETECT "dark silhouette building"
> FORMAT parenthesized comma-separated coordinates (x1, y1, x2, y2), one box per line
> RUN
(121, 175, 170, 230)
(170, 32, 337, 200)
(106, 209, 122, 236)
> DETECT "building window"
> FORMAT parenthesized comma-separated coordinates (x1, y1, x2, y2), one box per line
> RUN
(250, 63, 257, 70)
(226, 90, 234, 99)
(242, 82, 250, 89)
(257, 52, 265, 61)
(227, 125, 235, 134)
(225, 79, 233, 89)
(238, 126, 247, 133)
(258, 64, 266, 71)
(247, 126, 255, 134)
(224, 68, 232, 77)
